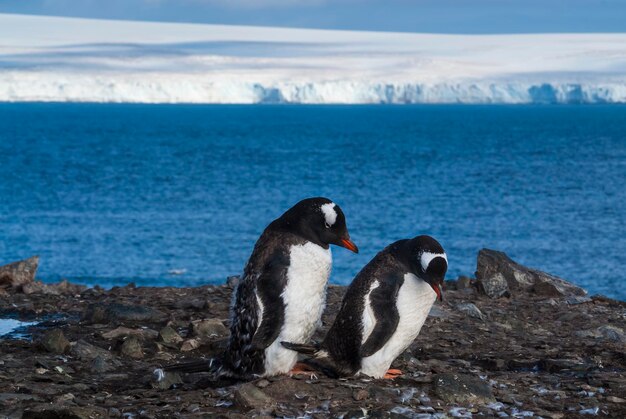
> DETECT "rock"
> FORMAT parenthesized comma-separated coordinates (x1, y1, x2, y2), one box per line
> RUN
(190, 319, 228, 338)
(256, 379, 270, 389)
(102, 326, 158, 340)
(0, 256, 39, 290)
(596, 325, 626, 343)
(478, 272, 510, 298)
(606, 396, 625, 403)
(159, 326, 183, 344)
(234, 382, 275, 411)
(40, 329, 71, 354)
(433, 373, 495, 404)
(475, 249, 586, 298)
(457, 276, 473, 290)
(353, 389, 369, 401)
(22, 405, 107, 418)
(226, 275, 240, 288)
(181, 338, 201, 352)
(22, 281, 58, 295)
(70, 340, 110, 361)
(54, 279, 87, 295)
(456, 303, 486, 320)
(83, 303, 167, 324)
(120, 336, 143, 359)
(429, 305, 450, 319)
(90, 355, 116, 373)
(174, 297, 206, 310)
(565, 296, 593, 305)
(151, 368, 183, 390)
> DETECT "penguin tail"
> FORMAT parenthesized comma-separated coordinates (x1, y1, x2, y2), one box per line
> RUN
(280, 341, 319, 356)
(156, 357, 221, 379)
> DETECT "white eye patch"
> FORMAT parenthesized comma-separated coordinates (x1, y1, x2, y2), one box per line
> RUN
(321, 202, 337, 227)
(420, 251, 447, 271)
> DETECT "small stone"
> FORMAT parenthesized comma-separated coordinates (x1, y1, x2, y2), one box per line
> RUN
(596, 325, 626, 343)
(40, 329, 71, 354)
(101, 326, 158, 340)
(90, 355, 116, 373)
(151, 368, 183, 390)
(120, 336, 143, 359)
(54, 393, 75, 404)
(433, 373, 495, 404)
(256, 379, 271, 388)
(185, 403, 201, 413)
(352, 389, 369, 401)
(190, 319, 228, 338)
(235, 382, 275, 411)
(83, 303, 167, 324)
(478, 273, 510, 298)
(159, 326, 183, 344)
(457, 276, 473, 289)
(181, 338, 201, 352)
(456, 303, 486, 320)
(565, 296, 593, 305)
(606, 396, 626, 403)
(108, 407, 122, 418)
(70, 340, 110, 361)
(429, 306, 450, 319)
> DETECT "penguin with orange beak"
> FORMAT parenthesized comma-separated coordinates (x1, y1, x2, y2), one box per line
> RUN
(158, 197, 357, 380)
(282, 235, 446, 379)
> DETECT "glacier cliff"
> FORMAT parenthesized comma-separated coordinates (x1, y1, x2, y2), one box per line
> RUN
(1, 14, 625, 104)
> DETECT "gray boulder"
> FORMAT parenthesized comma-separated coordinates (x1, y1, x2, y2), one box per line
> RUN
(475, 249, 586, 298)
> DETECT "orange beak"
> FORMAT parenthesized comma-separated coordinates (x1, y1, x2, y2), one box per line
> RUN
(340, 238, 359, 253)
(432, 283, 443, 302)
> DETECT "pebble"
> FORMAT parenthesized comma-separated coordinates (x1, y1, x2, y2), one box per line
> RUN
(181, 338, 201, 352)
(159, 326, 183, 344)
(234, 383, 275, 411)
(40, 329, 71, 354)
(121, 336, 143, 359)
(352, 389, 369, 401)
(190, 318, 229, 338)
(456, 303, 486, 320)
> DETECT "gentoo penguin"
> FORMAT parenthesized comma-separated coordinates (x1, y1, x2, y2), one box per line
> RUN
(158, 197, 358, 380)
(282, 235, 446, 379)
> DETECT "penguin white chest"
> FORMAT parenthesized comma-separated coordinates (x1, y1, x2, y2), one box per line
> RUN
(263, 242, 332, 375)
(360, 273, 436, 378)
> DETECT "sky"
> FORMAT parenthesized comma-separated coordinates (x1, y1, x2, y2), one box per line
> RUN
(0, 0, 625, 33)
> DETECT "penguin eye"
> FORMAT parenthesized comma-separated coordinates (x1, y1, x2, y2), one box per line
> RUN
(324, 222, 331, 229)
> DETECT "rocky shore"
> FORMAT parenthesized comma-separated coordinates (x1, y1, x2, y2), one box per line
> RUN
(0, 251, 625, 418)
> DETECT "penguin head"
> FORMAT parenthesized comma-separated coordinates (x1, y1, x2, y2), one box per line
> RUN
(281, 197, 358, 253)
(407, 235, 447, 301)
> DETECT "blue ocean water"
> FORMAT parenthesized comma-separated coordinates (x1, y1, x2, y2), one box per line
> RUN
(0, 104, 624, 300)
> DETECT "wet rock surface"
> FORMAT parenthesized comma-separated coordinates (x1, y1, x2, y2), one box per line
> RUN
(1, 262, 625, 417)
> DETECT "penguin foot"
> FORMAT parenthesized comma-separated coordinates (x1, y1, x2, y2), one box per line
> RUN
(289, 362, 318, 379)
(383, 369, 403, 379)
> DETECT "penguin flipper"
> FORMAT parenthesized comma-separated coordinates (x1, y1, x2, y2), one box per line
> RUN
(360, 274, 402, 357)
(250, 252, 289, 349)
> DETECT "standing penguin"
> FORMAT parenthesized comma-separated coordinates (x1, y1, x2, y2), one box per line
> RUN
(282, 235, 446, 379)
(159, 197, 358, 380)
